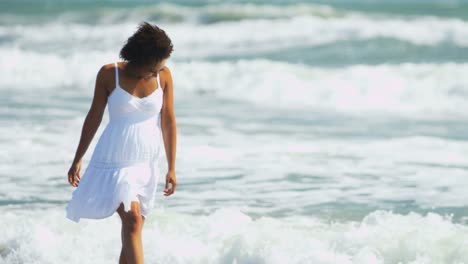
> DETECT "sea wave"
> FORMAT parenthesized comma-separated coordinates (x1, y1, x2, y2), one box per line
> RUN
(1, 4, 468, 56)
(1, 49, 467, 119)
(1, 207, 468, 263)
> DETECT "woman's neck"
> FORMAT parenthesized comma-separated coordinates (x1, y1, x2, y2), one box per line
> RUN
(123, 62, 149, 80)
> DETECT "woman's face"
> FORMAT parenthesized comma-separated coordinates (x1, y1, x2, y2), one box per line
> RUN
(142, 58, 167, 80)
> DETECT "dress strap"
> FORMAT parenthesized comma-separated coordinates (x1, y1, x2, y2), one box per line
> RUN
(114, 62, 119, 86)
(157, 73, 161, 91)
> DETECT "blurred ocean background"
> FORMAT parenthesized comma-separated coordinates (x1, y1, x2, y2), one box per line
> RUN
(2, 0, 468, 263)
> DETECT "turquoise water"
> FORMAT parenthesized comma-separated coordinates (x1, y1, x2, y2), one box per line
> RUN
(1, 1, 468, 263)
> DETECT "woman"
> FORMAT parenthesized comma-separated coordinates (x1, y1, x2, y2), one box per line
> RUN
(65, 21, 177, 264)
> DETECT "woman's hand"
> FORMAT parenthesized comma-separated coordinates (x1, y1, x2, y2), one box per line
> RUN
(68, 160, 82, 187)
(163, 170, 177, 196)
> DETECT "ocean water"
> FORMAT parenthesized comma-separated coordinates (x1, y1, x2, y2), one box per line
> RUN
(1, 0, 468, 263)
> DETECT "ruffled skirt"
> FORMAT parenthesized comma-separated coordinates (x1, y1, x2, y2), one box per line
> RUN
(66, 159, 160, 223)
(65, 120, 162, 223)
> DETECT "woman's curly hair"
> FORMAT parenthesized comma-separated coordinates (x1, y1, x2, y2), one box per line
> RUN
(119, 21, 174, 66)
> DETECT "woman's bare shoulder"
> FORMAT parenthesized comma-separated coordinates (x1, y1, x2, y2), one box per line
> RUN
(95, 63, 118, 88)
(159, 66, 172, 90)
(161, 65, 171, 72)
(100, 62, 117, 76)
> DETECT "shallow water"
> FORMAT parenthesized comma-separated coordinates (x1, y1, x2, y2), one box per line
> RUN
(1, 0, 468, 263)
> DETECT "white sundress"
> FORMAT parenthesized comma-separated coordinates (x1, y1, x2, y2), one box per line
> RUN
(66, 62, 164, 223)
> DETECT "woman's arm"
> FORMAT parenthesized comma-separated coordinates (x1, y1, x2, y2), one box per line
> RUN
(160, 66, 177, 196)
(68, 65, 108, 187)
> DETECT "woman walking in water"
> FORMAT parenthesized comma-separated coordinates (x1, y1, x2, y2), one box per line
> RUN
(65, 21, 177, 264)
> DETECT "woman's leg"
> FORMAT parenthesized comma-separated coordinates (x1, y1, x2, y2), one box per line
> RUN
(119, 224, 126, 264)
(119, 212, 146, 264)
(117, 201, 145, 264)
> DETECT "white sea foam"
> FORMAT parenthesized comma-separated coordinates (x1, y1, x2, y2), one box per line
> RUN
(173, 60, 468, 119)
(1, 48, 467, 119)
(107, 2, 342, 23)
(1, 6, 467, 58)
(0, 207, 467, 263)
